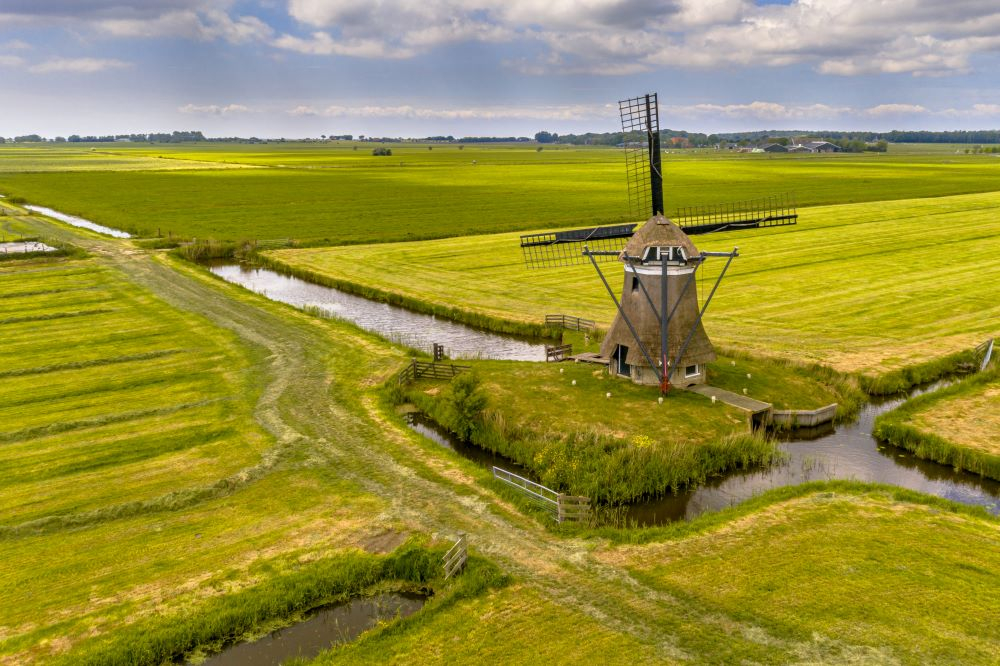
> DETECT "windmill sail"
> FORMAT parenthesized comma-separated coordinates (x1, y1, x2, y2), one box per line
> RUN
(619, 93, 663, 219)
(518, 91, 799, 269)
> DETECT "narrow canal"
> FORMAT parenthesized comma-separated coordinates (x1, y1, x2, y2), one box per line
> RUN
(209, 263, 549, 361)
(211, 260, 1000, 524)
(24, 204, 132, 238)
(195, 592, 426, 666)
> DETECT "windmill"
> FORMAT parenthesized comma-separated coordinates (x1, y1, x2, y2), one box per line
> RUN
(519, 93, 797, 394)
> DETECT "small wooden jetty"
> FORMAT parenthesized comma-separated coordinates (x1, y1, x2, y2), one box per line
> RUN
(567, 352, 609, 365)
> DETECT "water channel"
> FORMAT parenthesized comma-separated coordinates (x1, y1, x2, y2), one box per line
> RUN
(209, 263, 549, 360)
(196, 592, 426, 666)
(24, 204, 132, 239)
(209, 260, 1000, 524)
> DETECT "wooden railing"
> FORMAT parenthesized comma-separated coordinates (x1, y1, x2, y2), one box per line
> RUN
(397, 359, 471, 386)
(545, 343, 572, 362)
(545, 314, 596, 332)
(442, 533, 468, 579)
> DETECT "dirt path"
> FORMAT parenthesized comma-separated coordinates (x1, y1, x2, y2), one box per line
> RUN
(11, 215, 835, 662)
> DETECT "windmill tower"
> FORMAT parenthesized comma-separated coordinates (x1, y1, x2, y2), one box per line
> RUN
(600, 216, 716, 387)
(519, 93, 797, 394)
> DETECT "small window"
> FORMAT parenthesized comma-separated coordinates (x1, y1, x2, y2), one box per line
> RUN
(631, 275, 639, 291)
(684, 364, 699, 378)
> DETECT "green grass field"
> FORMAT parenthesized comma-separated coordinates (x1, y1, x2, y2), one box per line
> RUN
(2, 142, 1000, 242)
(3, 143, 1000, 664)
(267, 189, 1000, 379)
(874, 364, 1000, 481)
(319, 486, 1000, 665)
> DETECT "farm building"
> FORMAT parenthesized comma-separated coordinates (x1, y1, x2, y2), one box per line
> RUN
(600, 215, 716, 388)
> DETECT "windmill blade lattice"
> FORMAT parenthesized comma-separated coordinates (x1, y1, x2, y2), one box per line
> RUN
(620, 93, 663, 219)
(520, 224, 637, 269)
(674, 193, 798, 235)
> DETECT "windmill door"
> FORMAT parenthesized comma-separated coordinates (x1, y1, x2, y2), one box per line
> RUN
(614, 345, 631, 376)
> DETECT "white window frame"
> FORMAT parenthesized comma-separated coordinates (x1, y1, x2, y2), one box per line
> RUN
(684, 364, 700, 378)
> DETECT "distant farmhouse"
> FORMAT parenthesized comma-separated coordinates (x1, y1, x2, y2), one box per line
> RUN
(760, 140, 840, 153)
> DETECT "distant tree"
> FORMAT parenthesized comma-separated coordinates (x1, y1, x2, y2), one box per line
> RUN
(536, 146, 543, 152)
(372, 147, 392, 156)
(534, 131, 557, 143)
(54, 136, 66, 143)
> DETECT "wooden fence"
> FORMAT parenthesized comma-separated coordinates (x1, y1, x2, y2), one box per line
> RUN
(442, 533, 468, 579)
(492, 467, 590, 523)
(545, 314, 596, 333)
(397, 359, 471, 386)
(545, 343, 573, 362)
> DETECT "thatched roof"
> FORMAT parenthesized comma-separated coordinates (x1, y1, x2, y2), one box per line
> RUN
(621, 214, 699, 261)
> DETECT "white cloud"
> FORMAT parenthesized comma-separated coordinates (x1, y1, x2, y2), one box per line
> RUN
(28, 57, 131, 73)
(0, 55, 25, 67)
(96, 9, 272, 44)
(865, 104, 929, 116)
(276, 0, 1000, 77)
(5, 0, 1000, 80)
(667, 102, 852, 121)
(287, 102, 616, 121)
(2, 39, 31, 50)
(179, 103, 252, 115)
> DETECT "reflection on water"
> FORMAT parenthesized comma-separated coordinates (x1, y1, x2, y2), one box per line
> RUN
(25, 204, 131, 238)
(626, 383, 1000, 524)
(198, 593, 426, 666)
(209, 263, 549, 361)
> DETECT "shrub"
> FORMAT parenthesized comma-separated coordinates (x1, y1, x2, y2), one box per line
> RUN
(443, 372, 488, 440)
(372, 147, 393, 156)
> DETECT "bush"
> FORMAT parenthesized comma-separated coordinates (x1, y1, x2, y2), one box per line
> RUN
(372, 147, 393, 156)
(443, 372, 488, 440)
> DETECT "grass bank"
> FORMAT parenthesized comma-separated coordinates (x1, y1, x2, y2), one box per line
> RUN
(53, 542, 445, 666)
(874, 364, 1000, 480)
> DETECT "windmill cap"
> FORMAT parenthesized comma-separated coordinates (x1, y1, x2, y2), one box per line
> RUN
(622, 214, 699, 259)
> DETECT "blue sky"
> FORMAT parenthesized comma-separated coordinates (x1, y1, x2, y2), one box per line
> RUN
(2, 0, 1000, 137)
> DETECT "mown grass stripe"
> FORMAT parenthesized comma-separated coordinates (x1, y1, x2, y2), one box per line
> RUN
(0, 398, 232, 444)
(0, 308, 119, 326)
(0, 349, 184, 379)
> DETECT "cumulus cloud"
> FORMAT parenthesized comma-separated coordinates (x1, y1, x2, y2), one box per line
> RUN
(5, 0, 1000, 79)
(29, 57, 131, 73)
(865, 103, 929, 116)
(0, 55, 25, 67)
(178, 103, 252, 115)
(273, 0, 1000, 77)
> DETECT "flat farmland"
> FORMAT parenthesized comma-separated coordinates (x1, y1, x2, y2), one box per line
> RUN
(1, 143, 1000, 242)
(265, 190, 1000, 377)
(0, 258, 273, 525)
